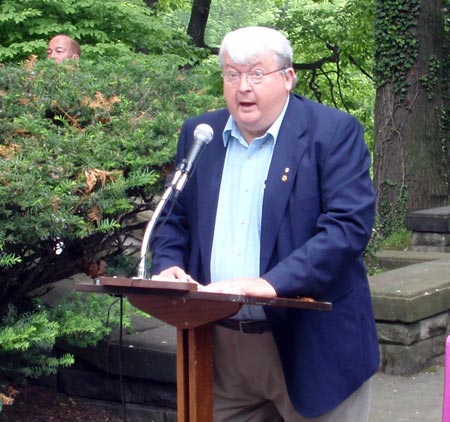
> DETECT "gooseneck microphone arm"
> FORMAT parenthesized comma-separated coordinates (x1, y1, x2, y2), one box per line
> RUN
(135, 166, 183, 279)
(135, 124, 214, 279)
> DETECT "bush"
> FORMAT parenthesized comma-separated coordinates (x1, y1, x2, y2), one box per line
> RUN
(0, 52, 224, 309)
(0, 291, 144, 411)
(0, 0, 203, 63)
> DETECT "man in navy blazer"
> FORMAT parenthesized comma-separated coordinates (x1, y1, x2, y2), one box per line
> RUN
(151, 26, 379, 421)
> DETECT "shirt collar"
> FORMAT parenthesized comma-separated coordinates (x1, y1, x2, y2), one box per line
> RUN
(222, 96, 290, 147)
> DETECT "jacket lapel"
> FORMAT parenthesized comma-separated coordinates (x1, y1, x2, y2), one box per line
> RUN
(260, 95, 309, 272)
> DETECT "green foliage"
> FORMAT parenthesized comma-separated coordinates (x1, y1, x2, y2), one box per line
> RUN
(160, 0, 376, 150)
(205, 1, 281, 46)
(376, 184, 409, 238)
(0, 253, 21, 269)
(0, 53, 223, 306)
(45, 292, 144, 348)
(0, 0, 203, 63)
(0, 303, 74, 383)
(373, 1, 450, 228)
(278, 0, 376, 149)
(365, 224, 411, 275)
(374, 0, 420, 96)
(380, 228, 411, 250)
(159, 0, 280, 44)
(105, 254, 140, 277)
(443, 0, 450, 154)
(0, 292, 143, 386)
(419, 55, 440, 100)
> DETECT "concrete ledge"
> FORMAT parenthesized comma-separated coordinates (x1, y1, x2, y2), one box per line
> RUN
(58, 315, 177, 383)
(406, 206, 450, 252)
(58, 363, 176, 421)
(369, 257, 450, 322)
(109, 320, 176, 383)
(375, 250, 450, 270)
(406, 205, 450, 233)
(57, 317, 177, 420)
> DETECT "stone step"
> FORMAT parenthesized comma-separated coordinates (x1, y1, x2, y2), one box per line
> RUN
(375, 250, 450, 270)
(369, 256, 450, 323)
(406, 205, 450, 252)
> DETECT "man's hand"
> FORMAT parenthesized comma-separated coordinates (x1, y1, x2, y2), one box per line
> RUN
(202, 277, 277, 297)
(157, 266, 198, 284)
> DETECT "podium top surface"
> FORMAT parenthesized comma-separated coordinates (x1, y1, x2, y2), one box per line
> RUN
(74, 276, 332, 312)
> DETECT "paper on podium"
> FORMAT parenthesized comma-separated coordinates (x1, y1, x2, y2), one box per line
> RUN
(98, 275, 198, 291)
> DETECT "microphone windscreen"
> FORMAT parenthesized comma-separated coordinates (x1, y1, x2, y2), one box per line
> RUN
(194, 124, 214, 144)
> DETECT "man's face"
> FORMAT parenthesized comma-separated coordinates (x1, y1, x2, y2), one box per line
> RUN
(47, 36, 78, 63)
(222, 52, 295, 143)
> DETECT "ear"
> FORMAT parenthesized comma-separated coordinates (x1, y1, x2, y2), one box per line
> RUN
(72, 54, 80, 60)
(284, 67, 296, 91)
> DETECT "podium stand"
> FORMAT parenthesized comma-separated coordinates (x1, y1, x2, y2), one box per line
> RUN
(75, 277, 331, 422)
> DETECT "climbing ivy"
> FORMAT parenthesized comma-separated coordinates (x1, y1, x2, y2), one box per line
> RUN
(374, 0, 420, 100)
(443, 0, 450, 160)
(374, 0, 450, 236)
(419, 55, 440, 100)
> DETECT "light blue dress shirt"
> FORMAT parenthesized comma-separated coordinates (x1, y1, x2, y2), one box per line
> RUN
(210, 97, 290, 320)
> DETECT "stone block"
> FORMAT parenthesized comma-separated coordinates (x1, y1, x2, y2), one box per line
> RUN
(57, 317, 177, 382)
(109, 340, 176, 383)
(406, 206, 450, 233)
(377, 311, 450, 345)
(411, 232, 450, 252)
(369, 258, 450, 322)
(58, 363, 176, 410)
(109, 323, 176, 383)
(379, 332, 448, 375)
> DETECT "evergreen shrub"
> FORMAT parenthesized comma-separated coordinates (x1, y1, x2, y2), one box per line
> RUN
(0, 53, 223, 308)
(0, 291, 144, 410)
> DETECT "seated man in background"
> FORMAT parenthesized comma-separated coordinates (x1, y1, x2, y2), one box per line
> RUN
(47, 34, 80, 63)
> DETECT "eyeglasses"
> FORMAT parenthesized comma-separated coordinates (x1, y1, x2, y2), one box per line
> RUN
(222, 67, 287, 85)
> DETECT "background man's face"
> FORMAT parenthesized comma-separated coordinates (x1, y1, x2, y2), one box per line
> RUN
(47, 36, 78, 63)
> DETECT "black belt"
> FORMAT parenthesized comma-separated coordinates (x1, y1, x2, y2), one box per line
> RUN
(216, 319, 271, 334)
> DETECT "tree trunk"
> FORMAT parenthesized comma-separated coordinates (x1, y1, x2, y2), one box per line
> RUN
(187, 0, 212, 48)
(374, 0, 449, 233)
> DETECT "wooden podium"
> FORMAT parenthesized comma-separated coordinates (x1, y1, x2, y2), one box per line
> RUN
(75, 277, 331, 422)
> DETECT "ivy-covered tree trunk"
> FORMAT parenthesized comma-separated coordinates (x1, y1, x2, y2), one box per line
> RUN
(374, 0, 449, 234)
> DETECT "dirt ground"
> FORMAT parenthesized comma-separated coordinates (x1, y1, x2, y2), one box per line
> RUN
(0, 384, 122, 422)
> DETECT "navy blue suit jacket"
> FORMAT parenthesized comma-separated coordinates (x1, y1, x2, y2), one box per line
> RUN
(151, 93, 380, 417)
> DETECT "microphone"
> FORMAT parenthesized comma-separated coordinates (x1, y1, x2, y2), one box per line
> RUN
(180, 123, 214, 174)
(173, 124, 214, 193)
(136, 123, 213, 279)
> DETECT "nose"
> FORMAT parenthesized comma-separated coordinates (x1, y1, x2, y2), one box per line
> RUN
(237, 73, 251, 91)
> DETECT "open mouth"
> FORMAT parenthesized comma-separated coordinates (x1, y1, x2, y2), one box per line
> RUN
(239, 101, 256, 109)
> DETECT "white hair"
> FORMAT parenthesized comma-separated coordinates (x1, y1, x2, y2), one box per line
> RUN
(219, 26, 293, 68)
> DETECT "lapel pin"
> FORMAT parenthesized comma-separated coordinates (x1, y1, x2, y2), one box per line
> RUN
(281, 175, 288, 182)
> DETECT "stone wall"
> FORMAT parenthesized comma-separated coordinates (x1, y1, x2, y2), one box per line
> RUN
(370, 254, 450, 375)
